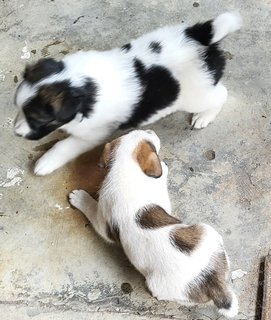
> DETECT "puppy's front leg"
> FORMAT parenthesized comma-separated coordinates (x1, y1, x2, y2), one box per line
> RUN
(69, 189, 114, 243)
(34, 136, 91, 175)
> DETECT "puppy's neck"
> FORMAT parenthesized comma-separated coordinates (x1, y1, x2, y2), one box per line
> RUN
(99, 158, 167, 214)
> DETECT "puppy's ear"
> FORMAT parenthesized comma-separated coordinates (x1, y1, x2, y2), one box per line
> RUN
(24, 58, 64, 84)
(134, 140, 162, 178)
(98, 139, 120, 168)
(39, 80, 97, 123)
(39, 82, 84, 123)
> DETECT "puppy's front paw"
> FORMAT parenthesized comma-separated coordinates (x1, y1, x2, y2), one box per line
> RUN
(34, 151, 63, 176)
(191, 110, 219, 129)
(69, 189, 91, 211)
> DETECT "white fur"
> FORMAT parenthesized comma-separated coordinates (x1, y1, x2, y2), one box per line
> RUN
(219, 291, 239, 318)
(69, 130, 238, 317)
(14, 12, 241, 175)
(14, 110, 32, 137)
(212, 12, 242, 44)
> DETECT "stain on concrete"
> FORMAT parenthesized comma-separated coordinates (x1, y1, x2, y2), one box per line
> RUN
(224, 51, 234, 60)
(73, 16, 84, 24)
(41, 40, 65, 57)
(193, 2, 199, 7)
(33, 139, 59, 152)
(205, 150, 215, 161)
(121, 283, 133, 294)
(59, 50, 70, 55)
(64, 145, 106, 198)
(13, 75, 18, 83)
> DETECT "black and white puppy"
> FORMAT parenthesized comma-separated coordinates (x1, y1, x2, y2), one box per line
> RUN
(14, 12, 241, 175)
(69, 129, 238, 318)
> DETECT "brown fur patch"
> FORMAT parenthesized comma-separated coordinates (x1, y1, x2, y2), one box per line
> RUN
(186, 252, 232, 309)
(170, 225, 203, 254)
(137, 205, 181, 228)
(39, 85, 64, 112)
(133, 140, 162, 178)
(98, 138, 121, 169)
(106, 223, 120, 243)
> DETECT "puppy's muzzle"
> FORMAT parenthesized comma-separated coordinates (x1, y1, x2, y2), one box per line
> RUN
(14, 111, 31, 137)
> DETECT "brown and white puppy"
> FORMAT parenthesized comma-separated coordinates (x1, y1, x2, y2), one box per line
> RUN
(69, 129, 238, 317)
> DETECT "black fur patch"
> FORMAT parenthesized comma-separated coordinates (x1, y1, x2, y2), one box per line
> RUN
(106, 223, 120, 242)
(23, 58, 65, 84)
(149, 41, 162, 53)
(202, 44, 225, 85)
(185, 21, 225, 85)
(185, 20, 213, 46)
(121, 43, 131, 52)
(120, 59, 180, 129)
(23, 78, 97, 140)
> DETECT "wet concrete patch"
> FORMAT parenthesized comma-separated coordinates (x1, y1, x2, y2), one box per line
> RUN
(205, 149, 215, 161)
(33, 139, 59, 152)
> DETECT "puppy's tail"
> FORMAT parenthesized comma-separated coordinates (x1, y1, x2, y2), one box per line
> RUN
(214, 288, 239, 318)
(185, 12, 242, 45)
(212, 12, 242, 43)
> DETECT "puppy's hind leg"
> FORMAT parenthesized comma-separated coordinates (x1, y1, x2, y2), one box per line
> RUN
(69, 189, 114, 243)
(191, 83, 228, 129)
(212, 286, 238, 318)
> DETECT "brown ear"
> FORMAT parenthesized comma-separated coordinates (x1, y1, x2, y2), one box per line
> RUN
(98, 139, 120, 168)
(134, 140, 162, 178)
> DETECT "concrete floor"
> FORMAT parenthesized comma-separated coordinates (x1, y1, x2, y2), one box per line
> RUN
(0, 0, 271, 319)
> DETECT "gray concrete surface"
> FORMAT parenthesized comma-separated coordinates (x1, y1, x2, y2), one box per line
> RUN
(0, 0, 270, 319)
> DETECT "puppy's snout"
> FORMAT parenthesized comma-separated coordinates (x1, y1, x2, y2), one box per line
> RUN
(14, 111, 31, 137)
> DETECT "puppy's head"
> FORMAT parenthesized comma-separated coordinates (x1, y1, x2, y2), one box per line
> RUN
(98, 130, 164, 178)
(14, 58, 97, 140)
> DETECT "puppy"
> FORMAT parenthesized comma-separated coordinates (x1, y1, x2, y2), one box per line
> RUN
(69, 130, 238, 318)
(14, 12, 242, 175)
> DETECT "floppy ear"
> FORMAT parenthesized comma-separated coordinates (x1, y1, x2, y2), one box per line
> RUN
(98, 143, 112, 168)
(135, 140, 162, 178)
(39, 80, 97, 123)
(39, 82, 82, 122)
(98, 139, 120, 168)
